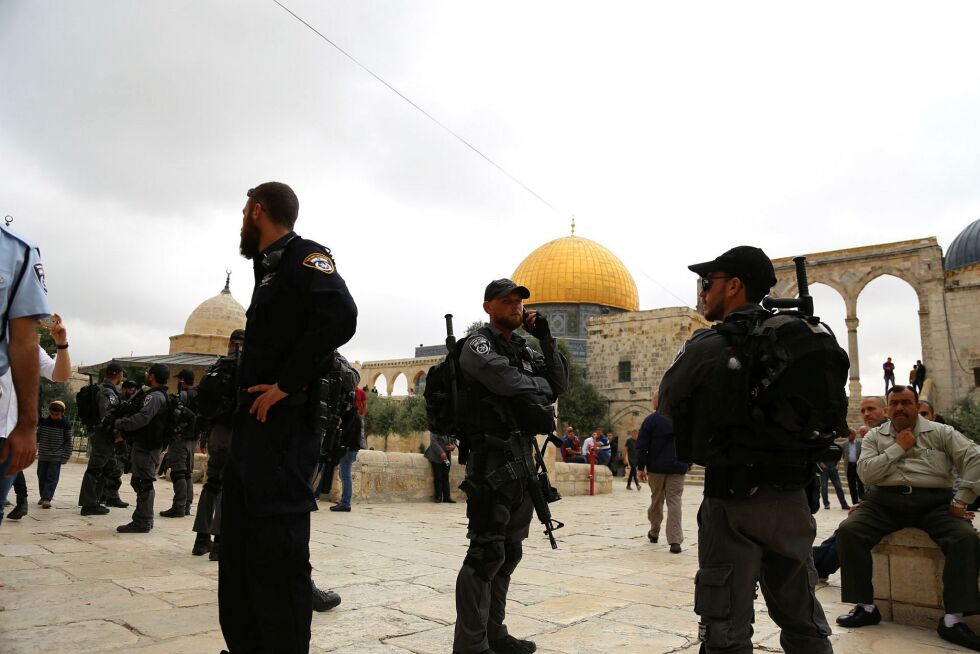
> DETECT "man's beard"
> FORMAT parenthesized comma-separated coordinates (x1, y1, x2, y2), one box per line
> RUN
(239, 223, 260, 260)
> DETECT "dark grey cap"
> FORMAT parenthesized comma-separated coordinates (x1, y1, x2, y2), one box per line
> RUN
(688, 246, 777, 290)
(484, 278, 530, 302)
(105, 362, 124, 376)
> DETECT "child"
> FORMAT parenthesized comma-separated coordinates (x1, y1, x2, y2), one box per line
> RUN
(35, 401, 73, 508)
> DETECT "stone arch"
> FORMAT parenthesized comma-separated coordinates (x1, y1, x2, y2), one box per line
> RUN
(369, 372, 389, 396)
(411, 370, 426, 394)
(854, 273, 923, 396)
(389, 372, 409, 396)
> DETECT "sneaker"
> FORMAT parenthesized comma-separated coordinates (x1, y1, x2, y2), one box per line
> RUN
(938, 619, 980, 651)
(116, 521, 152, 533)
(669, 543, 682, 554)
(836, 605, 881, 628)
(6, 502, 28, 520)
(489, 634, 537, 654)
(159, 507, 186, 518)
(192, 534, 212, 556)
(824, 504, 831, 510)
(647, 531, 658, 543)
(40, 499, 51, 509)
(311, 586, 342, 612)
(329, 504, 351, 512)
(80, 505, 110, 516)
(104, 498, 129, 509)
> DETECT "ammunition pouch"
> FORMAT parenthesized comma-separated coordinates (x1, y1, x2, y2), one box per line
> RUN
(510, 393, 556, 435)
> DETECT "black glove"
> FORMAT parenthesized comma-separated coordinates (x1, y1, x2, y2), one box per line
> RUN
(527, 313, 552, 341)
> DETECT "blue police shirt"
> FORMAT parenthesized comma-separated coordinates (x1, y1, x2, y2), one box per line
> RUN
(0, 226, 50, 377)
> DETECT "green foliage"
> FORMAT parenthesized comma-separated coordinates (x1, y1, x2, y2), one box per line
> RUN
(949, 396, 980, 444)
(364, 392, 397, 436)
(37, 326, 75, 419)
(465, 320, 486, 335)
(558, 361, 609, 435)
(395, 395, 429, 435)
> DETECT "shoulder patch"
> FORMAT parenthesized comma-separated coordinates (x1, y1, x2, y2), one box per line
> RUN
(33, 263, 47, 293)
(302, 252, 335, 276)
(469, 336, 491, 356)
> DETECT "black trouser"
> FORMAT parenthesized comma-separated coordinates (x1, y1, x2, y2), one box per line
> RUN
(219, 467, 312, 653)
(626, 462, 639, 488)
(696, 486, 832, 654)
(78, 429, 123, 507)
(129, 443, 161, 527)
(453, 454, 534, 654)
(194, 423, 231, 537)
(837, 487, 980, 614)
(845, 462, 864, 505)
(431, 460, 452, 500)
(165, 437, 196, 510)
(12, 471, 27, 503)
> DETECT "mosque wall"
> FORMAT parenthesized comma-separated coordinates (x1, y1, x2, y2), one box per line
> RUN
(586, 307, 710, 440)
(944, 263, 980, 402)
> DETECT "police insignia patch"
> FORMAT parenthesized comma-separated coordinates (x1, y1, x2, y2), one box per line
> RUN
(33, 263, 47, 293)
(303, 253, 335, 275)
(470, 336, 491, 355)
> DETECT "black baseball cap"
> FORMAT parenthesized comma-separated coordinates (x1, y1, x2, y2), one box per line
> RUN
(688, 246, 777, 290)
(484, 278, 530, 302)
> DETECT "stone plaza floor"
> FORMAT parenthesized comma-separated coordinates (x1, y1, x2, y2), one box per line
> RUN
(0, 461, 972, 653)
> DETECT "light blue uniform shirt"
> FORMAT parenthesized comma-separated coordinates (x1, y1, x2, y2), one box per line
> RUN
(0, 226, 51, 377)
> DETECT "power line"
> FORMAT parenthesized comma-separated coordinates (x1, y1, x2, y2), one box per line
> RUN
(638, 269, 691, 307)
(271, 0, 558, 213)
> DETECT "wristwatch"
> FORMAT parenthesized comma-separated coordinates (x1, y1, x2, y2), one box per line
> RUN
(951, 499, 968, 509)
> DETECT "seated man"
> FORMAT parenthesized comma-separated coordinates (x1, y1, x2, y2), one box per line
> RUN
(595, 432, 612, 466)
(836, 386, 980, 651)
(561, 427, 586, 463)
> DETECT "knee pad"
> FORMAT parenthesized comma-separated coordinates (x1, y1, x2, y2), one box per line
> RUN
(131, 477, 155, 494)
(497, 541, 523, 578)
(172, 470, 191, 482)
(463, 541, 506, 582)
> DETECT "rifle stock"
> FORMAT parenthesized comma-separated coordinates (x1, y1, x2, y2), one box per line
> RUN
(315, 374, 346, 495)
(762, 256, 814, 316)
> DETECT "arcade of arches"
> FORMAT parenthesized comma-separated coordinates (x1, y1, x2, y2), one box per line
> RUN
(353, 357, 439, 397)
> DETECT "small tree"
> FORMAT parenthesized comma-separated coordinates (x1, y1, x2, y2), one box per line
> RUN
(949, 396, 980, 444)
(364, 393, 397, 439)
(465, 320, 486, 335)
(558, 363, 610, 435)
(395, 395, 429, 435)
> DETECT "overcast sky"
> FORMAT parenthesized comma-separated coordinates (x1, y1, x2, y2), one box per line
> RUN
(0, 1, 974, 395)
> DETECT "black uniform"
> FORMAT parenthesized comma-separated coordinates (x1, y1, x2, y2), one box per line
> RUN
(114, 386, 170, 529)
(659, 304, 832, 654)
(453, 325, 568, 654)
(193, 409, 234, 542)
(219, 232, 357, 654)
(163, 387, 198, 515)
(77, 380, 125, 509)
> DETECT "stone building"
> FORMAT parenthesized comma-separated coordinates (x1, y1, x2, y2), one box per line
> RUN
(586, 307, 711, 436)
(511, 227, 639, 365)
(944, 218, 980, 399)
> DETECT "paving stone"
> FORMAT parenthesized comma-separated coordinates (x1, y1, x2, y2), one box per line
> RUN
(310, 606, 443, 651)
(532, 620, 689, 653)
(2, 619, 139, 653)
(0, 591, 170, 629)
(510, 593, 630, 626)
(121, 603, 220, 639)
(0, 543, 49, 556)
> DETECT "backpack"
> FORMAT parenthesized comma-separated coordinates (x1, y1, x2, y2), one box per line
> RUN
(75, 383, 102, 428)
(424, 328, 490, 437)
(714, 310, 850, 462)
(167, 392, 198, 439)
(196, 354, 239, 419)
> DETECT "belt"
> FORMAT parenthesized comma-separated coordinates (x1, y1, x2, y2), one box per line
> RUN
(875, 485, 952, 496)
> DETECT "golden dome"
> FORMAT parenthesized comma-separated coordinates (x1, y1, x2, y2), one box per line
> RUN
(512, 235, 639, 312)
(182, 280, 245, 337)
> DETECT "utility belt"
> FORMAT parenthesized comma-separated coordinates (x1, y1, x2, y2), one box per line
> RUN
(704, 464, 811, 499)
(461, 432, 535, 493)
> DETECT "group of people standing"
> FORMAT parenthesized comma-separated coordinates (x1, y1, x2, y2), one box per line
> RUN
(883, 355, 927, 395)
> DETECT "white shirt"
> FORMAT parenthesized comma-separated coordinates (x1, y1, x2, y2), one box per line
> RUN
(582, 436, 596, 458)
(0, 345, 57, 439)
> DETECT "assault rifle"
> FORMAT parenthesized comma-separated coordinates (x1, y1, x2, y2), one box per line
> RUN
(313, 369, 349, 495)
(762, 256, 813, 317)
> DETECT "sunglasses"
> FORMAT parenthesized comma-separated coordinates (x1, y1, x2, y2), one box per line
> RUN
(700, 275, 732, 293)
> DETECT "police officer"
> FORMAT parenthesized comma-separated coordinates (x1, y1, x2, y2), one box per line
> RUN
(659, 247, 833, 654)
(0, 224, 50, 518)
(219, 182, 357, 653)
(160, 368, 198, 518)
(453, 279, 568, 654)
(78, 362, 129, 515)
(192, 330, 245, 559)
(114, 363, 171, 533)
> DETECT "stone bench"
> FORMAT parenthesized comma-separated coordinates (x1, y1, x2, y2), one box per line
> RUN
(321, 450, 612, 504)
(872, 527, 980, 630)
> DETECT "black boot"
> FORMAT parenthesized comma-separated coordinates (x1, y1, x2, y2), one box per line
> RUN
(159, 506, 186, 518)
(6, 500, 28, 520)
(209, 537, 220, 561)
(192, 533, 212, 556)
